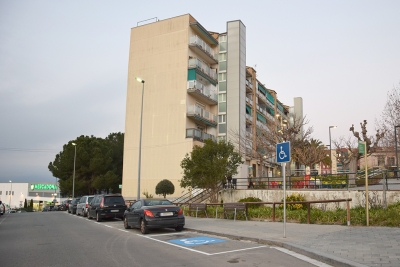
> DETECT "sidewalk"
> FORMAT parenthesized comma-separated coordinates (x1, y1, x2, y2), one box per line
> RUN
(185, 216, 400, 267)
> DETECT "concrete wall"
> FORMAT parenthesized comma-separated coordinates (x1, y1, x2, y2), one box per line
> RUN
(219, 189, 400, 210)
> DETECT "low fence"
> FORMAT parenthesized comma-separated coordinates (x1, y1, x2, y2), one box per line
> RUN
(224, 170, 400, 191)
(179, 198, 352, 225)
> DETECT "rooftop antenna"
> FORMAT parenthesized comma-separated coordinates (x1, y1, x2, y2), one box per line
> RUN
(137, 17, 159, 27)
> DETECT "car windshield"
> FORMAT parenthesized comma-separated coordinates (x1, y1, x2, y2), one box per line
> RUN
(104, 197, 124, 205)
(143, 200, 173, 206)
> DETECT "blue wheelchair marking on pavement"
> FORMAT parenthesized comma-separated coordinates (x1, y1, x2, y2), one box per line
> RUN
(168, 236, 226, 247)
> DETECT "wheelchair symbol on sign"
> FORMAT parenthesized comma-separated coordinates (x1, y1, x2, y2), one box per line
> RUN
(180, 238, 214, 245)
(278, 146, 287, 160)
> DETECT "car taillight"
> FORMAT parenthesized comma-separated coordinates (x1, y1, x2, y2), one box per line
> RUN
(177, 208, 183, 216)
(86, 204, 88, 208)
(100, 198, 104, 208)
(144, 210, 154, 217)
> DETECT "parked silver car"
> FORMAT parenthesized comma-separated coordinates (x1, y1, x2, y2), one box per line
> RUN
(76, 195, 94, 217)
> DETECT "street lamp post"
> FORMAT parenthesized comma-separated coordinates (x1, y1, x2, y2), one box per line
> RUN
(329, 126, 337, 174)
(72, 143, 77, 199)
(9, 180, 12, 209)
(136, 77, 145, 200)
(395, 125, 400, 178)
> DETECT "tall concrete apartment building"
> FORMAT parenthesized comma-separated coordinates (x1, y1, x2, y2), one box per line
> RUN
(122, 14, 302, 199)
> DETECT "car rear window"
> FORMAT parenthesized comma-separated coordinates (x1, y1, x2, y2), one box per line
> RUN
(88, 196, 94, 202)
(104, 197, 124, 205)
(144, 200, 173, 206)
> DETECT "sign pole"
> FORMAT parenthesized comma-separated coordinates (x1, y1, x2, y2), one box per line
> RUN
(283, 162, 286, 238)
(276, 141, 290, 238)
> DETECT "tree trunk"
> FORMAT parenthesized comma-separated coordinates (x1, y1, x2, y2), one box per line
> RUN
(348, 157, 358, 185)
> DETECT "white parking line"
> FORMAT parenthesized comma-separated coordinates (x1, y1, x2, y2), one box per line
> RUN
(272, 247, 333, 267)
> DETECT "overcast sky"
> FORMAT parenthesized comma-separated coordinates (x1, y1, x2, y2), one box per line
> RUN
(0, 0, 398, 183)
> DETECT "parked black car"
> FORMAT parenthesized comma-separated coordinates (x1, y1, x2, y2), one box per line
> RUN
(87, 194, 126, 222)
(123, 199, 184, 234)
(68, 198, 80, 214)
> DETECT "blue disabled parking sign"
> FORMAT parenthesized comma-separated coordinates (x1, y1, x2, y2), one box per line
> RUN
(168, 236, 226, 247)
(276, 141, 290, 163)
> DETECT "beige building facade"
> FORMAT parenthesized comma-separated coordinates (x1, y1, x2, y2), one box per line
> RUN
(122, 14, 302, 200)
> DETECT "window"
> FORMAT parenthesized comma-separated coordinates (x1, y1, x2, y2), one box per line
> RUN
(218, 123, 227, 134)
(219, 53, 226, 61)
(219, 35, 227, 42)
(219, 102, 226, 113)
(218, 136, 226, 142)
(219, 73, 226, 82)
(6, 191, 8, 195)
(219, 81, 226, 92)
(218, 93, 226, 102)
(219, 61, 226, 71)
(218, 115, 226, 123)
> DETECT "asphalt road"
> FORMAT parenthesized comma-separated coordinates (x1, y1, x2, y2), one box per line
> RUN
(0, 212, 332, 267)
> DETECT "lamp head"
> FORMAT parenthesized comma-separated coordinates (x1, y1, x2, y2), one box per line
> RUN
(136, 77, 145, 83)
(72, 142, 76, 146)
(329, 126, 337, 129)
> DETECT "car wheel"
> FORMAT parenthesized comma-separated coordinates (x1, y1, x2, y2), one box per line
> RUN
(140, 219, 149, 234)
(83, 210, 87, 217)
(124, 217, 130, 229)
(175, 226, 183, 232)
(96, 212, 101, 222)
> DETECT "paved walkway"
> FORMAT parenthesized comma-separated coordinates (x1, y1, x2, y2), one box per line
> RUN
(185, 217, 400, 267)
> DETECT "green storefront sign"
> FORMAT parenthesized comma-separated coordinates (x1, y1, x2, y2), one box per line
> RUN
(30, 184, 57, 190)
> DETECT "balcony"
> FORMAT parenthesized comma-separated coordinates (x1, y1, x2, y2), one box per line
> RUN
(246, 131, 253, 140)
(246, 96, 253, 106)
(256, 104, 268, 118)
(188, 58, 218, 85)
(246, 114, 253, 124)
(256, 121, 267, 130)
(189, 36, 218, 64)
(187, 80, 218, 105)
(186, 128, 216, 142)
(257, 90, 267, 104)
(187, 104, 217, 127)
(246, 79, 253, 93)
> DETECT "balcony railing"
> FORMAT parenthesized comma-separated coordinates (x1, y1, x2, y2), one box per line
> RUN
(246, 97, 253, 106)
(246, 114, 253, 123)
(257, 90, 267, 103)
(187, 80, 218, 103)
(189, 35, 218, 62)
(188, 58, 218, 82)
(246, 131, 253, 140)
(187, 104, 217, 127)
(186, 128, 216, 142)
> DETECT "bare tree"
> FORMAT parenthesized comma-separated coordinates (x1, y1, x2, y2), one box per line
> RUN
(230, 114, 313, 177)
(349, 120, 384, 178)
(333, 136, 357, 172)
(376, 82, 400, 164)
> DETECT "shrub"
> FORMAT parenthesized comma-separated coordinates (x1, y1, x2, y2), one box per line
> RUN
(155, 179, 175, 198)
(238, 196, 262, 209)
(280, 193, 306, 210)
